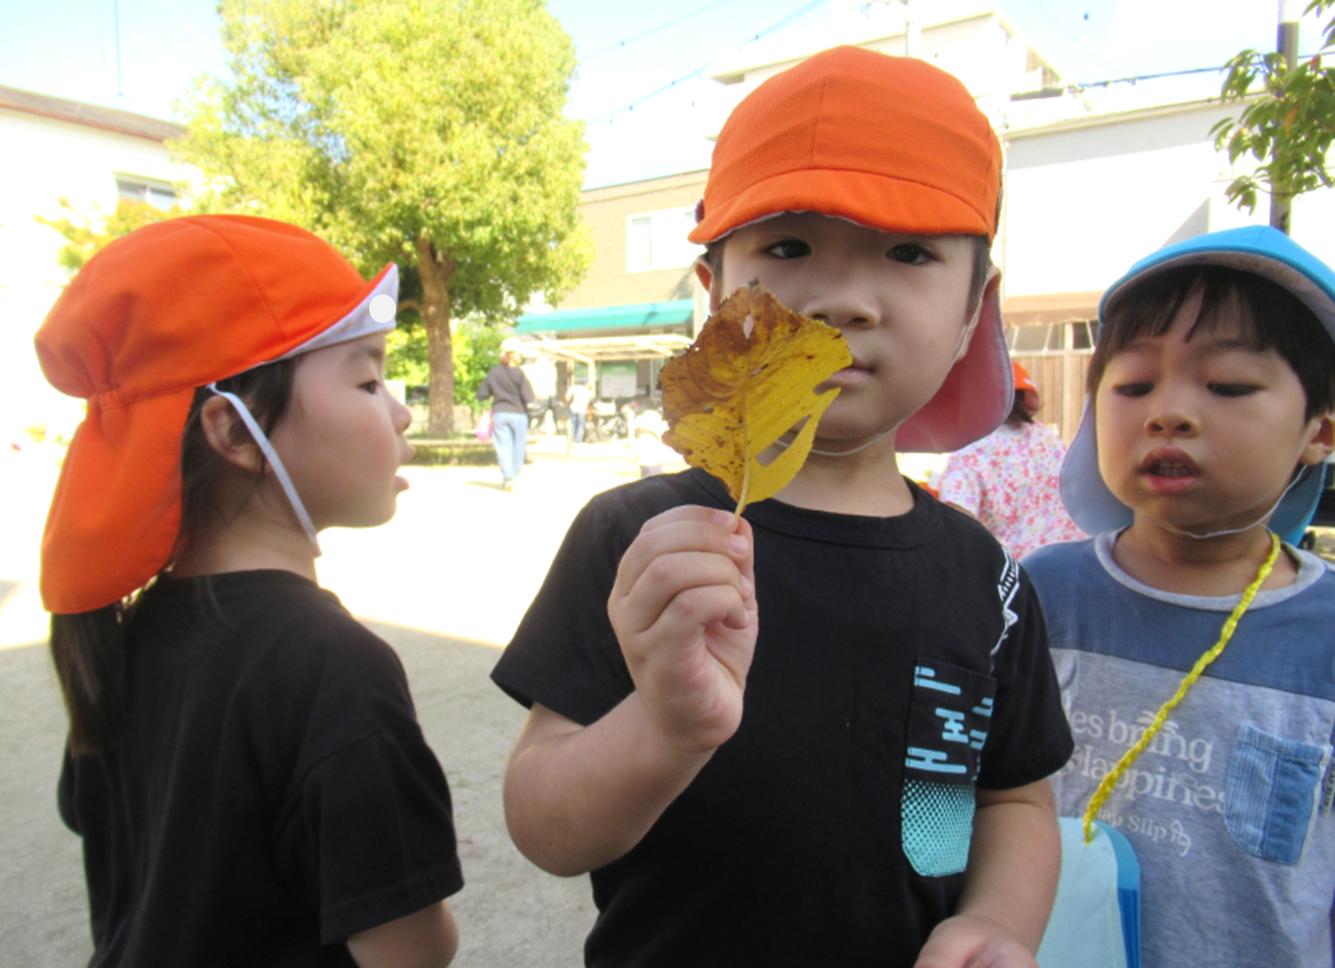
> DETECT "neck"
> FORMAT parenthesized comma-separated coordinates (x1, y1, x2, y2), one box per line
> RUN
(171, 481, 318, 582)
(1112, 521, 1296, 597)
(767, 432, 913, 516)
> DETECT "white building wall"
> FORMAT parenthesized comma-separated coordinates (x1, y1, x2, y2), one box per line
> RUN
(0, 108, 189, 438)
(1000, 101, 1335, 299)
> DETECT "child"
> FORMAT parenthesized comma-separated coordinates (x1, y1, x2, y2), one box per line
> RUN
(492, 47, 1072, 967)
(37, 216, 463, 966)
(1023, 225, 1335, 968)
(937, 361, 1086, 559)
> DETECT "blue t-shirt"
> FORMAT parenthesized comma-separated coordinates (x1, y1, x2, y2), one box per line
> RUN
(1025, 533, 1335, 968)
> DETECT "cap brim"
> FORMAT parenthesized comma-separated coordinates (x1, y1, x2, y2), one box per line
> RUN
(275, 264, 398, 360)
(41, 389, 194, 613)
(688, 168, 993, 245)
(897, 287, 1013, 453)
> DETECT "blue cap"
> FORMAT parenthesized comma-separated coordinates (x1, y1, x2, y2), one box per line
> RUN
(1061, 226, 1335, 536)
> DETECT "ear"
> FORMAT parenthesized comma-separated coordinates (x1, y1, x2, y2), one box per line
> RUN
(199, 395, 264, 473)
(694, 259, 722, 312)
(1300, 411, 1335, 466)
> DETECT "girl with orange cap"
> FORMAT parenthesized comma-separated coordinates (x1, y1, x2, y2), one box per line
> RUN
(35, 215, 461, 967)
(936, 361, 1086, 560)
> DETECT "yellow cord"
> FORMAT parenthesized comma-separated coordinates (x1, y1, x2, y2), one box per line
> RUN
(1081, 532, 1282, 844)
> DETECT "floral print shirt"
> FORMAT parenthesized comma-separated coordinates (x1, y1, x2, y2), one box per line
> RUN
(935, 421, 1086, 561)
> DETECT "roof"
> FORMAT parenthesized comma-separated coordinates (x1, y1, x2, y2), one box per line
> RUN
(0, 84, 184, 142)
(522, 334, 693, 365)
(516, 299, 695, 335)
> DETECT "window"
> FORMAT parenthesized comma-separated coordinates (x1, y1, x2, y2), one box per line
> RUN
(116, 176, 177, 210)
(626, 207, 701, 272)
(1006, 321, 1095, 355)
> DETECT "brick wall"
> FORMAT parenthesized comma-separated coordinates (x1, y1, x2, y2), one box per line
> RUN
(559, 170, 708, 310)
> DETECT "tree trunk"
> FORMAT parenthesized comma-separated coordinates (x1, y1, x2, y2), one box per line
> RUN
(415, 236, 457, 437)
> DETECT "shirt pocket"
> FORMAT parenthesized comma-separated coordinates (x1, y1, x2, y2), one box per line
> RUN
(1223, 724, 1328, 866)
(902, 659, 997, 877)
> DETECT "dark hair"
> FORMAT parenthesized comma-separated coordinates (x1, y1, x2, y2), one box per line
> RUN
(1006, 391, 1035, 426)
(699, 233, 993, 306)
(1086, 265, 1335, 421)
(50, 359, 298, 756)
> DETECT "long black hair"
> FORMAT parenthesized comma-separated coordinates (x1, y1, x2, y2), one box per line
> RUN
(50, 359, 298, 756)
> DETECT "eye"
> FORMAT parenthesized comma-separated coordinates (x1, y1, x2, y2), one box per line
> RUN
(1111, 382, 1152, 398)
(360, 380, 381, 395)
(888, 243, 932, 265)
(1208, 383, 1257, 398)
(763, 239, 810, 260)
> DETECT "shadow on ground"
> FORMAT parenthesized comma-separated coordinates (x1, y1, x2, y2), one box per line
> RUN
(0, 622, 596, 968)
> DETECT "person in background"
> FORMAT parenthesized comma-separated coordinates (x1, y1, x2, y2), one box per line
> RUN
(936, 361, 1086, 560)
(477, 336, 536, 491)
(566, 378, 592, 446)
(37, 215, 462, 967)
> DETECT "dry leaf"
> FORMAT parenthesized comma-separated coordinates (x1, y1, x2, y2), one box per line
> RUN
(659, 283, 851, 515)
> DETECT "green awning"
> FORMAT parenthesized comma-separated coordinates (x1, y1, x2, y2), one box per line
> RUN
(516, 299, 693, 335)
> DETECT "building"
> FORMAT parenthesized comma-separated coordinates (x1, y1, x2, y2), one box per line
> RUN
(526, 1, 1335, 443)
(0, 85, 189, 438)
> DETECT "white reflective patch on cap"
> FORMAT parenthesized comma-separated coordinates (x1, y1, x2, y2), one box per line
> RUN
(369, 293, 396, 324)
(278, 264, 400, 361)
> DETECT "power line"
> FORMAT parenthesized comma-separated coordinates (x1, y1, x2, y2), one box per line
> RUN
(1019, 0, 1120, 80)
(588, 0, 827, 125)
(581, 0, 736, 63)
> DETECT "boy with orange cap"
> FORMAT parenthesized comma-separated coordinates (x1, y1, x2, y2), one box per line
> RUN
(493, 47, 1071, 967)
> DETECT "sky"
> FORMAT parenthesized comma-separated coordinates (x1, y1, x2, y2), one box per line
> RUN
(0, 0, 1317, 187)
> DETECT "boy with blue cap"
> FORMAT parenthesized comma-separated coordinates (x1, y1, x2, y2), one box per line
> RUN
(1024, 225, 1335, 967)
(493, 46, 1073, 968)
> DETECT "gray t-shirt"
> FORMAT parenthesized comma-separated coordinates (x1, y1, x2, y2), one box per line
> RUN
(1025, 533, 1335, 968)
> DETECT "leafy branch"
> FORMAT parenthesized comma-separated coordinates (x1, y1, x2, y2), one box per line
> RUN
(1212, 0, 1335, 215)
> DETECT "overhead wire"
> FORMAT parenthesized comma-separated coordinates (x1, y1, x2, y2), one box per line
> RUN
(586, 0, 827, 125)
(581, 0, 736, 62)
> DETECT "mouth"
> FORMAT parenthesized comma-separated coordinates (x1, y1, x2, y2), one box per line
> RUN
(822, 358, 873, 387)
(1138, 449, 1200, 492)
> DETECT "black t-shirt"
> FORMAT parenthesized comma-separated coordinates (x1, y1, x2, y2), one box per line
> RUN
(476, 363, 536, 414)
(59, 571, 463, 968)
(492, 469, 1073, 968)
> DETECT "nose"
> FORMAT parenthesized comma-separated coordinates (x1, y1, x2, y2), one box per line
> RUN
(390, 394, 413, 435)
(798, 268, 880, 330)
(1144, 390, 1198, 437)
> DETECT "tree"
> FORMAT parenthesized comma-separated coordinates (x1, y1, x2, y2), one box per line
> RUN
(35, 197, 186, 275)
(1213, 0, 1335, 231)
(175, 0, 592, 434)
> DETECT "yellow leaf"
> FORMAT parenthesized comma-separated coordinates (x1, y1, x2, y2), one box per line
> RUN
(659, 283, 851, 515)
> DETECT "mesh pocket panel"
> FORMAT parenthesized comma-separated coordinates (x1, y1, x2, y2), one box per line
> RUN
(902, 779, 975, 876)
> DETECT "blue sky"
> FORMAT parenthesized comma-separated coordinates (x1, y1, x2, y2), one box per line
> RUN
(0, 0, 1306, 186)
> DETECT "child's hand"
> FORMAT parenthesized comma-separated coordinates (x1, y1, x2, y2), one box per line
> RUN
(608, 505, 758, 756)
(914, 914, 1039, 968)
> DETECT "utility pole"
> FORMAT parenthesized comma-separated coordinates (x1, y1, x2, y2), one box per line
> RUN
(1273, 0, 1301, 234)
(902, 0, 921, 58)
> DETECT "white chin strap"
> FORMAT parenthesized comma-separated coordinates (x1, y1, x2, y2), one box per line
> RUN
(1146, 465, 1311, 540)
(208, 384, 321, 557)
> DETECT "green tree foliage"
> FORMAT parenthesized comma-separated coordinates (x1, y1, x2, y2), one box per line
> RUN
(35, 197, 186, 275)
(1213, 0, 1335, 221)
(386, 311, 505, 410)
(175, 0, 592, 434)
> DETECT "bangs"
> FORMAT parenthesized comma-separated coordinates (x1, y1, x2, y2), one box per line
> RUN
(1089, 265, 1335, 418)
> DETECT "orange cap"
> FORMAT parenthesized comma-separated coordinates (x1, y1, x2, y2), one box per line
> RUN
(689, 45, 1002, 244)
(1012, 361, 1040, 414)
(35, 215, 396, 614)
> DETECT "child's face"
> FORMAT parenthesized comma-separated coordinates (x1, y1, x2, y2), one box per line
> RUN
(269, 332, 415, 531)
(1095, 293, 1333, 537)
(696, 212, 982, 446)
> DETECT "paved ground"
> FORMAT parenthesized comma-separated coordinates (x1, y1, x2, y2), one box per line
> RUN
(0, 434, 662, 968)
